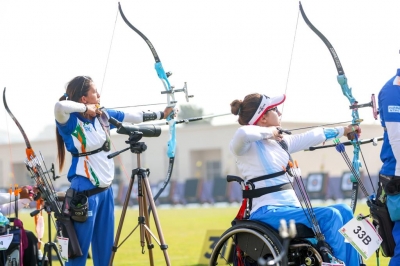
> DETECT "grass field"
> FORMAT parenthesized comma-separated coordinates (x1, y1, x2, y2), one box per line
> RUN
(15, 202, 390, 265)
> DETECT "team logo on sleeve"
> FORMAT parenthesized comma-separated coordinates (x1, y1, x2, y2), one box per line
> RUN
(388, 106, 400, 113)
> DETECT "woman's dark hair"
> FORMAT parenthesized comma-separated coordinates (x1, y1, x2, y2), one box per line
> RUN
(56, 76, 93, 171)
(230, 93, 262, 125)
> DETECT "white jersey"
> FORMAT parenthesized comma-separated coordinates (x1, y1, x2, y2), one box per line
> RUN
(229, 125, 344, 213)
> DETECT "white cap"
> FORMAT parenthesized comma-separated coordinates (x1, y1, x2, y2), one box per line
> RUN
(248, 94, 286, 125)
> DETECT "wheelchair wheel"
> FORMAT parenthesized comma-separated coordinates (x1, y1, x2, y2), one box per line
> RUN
(209, 221, 283, 266)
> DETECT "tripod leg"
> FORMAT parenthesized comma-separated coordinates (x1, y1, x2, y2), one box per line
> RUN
(142, 176, 171, 265)
(138, 176, 155, 266)
(42, 242, 65, 266)
(108, 173, 135, 266)
(145, 232, 155, 266)
(42, 210, 65, 266)
(142, 186, 155, 266)
(51, 242, 65, 266)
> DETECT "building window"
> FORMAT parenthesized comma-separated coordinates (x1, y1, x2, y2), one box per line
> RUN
(206, 161, 221, 180)
(191, 149, 222, 179)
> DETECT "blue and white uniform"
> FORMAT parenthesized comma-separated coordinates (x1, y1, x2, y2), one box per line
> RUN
(230, 125, 360, 266)
(58, 109, 123, 187)
(55, 100, 163, 266)
(378, 68, 400, 266)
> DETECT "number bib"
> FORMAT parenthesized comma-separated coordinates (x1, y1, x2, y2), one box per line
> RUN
(57, 236, 69, 262)
(339, 213, 382, 260)
(0, 234, 13, 250)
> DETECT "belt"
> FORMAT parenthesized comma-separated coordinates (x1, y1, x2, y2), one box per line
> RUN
(81, 186, 110, 197)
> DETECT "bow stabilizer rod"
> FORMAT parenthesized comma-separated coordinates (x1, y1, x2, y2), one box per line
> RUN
(306, 136, 383, 151)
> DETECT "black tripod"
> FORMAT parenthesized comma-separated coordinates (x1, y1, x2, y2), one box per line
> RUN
(31, 202, 64, 266)
(108, 132, 170, 266)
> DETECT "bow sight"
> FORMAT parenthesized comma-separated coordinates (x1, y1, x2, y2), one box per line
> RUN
(349, 94, 379, 120)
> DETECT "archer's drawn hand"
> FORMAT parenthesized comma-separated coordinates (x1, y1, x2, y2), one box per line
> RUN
(271, 127, 283, 141)
(163, 107, 176, 119)
(85, 103, 102, 117)
(344, 125, 361, 140)
(19, 186, 38, 201)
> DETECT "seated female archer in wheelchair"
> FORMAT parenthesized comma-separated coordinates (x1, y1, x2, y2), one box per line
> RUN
(0, 185, 40, 266)
(223, 93, 361, 266)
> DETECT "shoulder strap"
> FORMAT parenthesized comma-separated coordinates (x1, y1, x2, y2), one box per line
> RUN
(243, 183, 292, 199)
(71, 146, 104, 157)
(251, 171, 286, 183)
(277, 140, 294, 175)
(277, 140, 293, 162)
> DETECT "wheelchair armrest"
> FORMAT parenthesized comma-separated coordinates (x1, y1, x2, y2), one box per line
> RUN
(227, 175, 244, 183)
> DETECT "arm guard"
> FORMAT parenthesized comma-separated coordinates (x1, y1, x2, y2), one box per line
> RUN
(142, 111, 164, 122)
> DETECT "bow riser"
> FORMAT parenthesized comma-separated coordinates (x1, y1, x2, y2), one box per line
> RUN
(155, 62, 176, 108)
(167, 121, 176, 158)
(338, 75, 357, 107)
(338, 75, 361, 184)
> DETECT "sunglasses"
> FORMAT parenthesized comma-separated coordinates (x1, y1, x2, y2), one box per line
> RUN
(267, 107, 278, 113)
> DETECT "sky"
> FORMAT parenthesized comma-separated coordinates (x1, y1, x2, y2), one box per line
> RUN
(1, 0, 400, 142)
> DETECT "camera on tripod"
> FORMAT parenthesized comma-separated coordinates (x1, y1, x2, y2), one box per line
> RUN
(106, 117, 171, 265)
(107, 118, 163, 156)
(108, 117, 162, 137)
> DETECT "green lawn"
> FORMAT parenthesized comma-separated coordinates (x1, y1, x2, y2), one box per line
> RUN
(14, 202, 390, 265)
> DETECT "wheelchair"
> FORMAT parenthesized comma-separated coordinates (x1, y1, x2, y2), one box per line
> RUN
(209, 175, 332, 266)
(0, 217, 39, 266)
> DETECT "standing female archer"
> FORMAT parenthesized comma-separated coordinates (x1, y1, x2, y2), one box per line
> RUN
(54, 75, 172, 266)
(229, 92, 361, 266)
